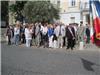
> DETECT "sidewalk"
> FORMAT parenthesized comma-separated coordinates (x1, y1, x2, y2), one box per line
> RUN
(74, 43, 100, 51)
(0, 28, 7, 43)
(84, 43, 100, 51)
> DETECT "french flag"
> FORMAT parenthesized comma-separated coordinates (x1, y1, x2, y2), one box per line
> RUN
(90, 0, 100, 46)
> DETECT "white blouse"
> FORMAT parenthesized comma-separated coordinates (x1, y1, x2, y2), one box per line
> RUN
(25, 28, 32, 40)
(42, 26, 48, 35)
(14, 27, 20, 35)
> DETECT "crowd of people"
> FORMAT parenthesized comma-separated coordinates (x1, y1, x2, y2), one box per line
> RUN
(6, 21, 91, 50)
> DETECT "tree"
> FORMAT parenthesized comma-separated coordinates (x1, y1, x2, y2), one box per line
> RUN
(23, 1, 59, 23)
(9, 1, 27, 22)
(1, 1, 8, 21)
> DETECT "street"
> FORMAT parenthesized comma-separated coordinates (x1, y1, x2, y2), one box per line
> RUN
(1, 42, 100, 75)
(1, 0, 100, 74)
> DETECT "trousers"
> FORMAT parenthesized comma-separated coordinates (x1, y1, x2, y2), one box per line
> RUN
(26, 39, 31, 47)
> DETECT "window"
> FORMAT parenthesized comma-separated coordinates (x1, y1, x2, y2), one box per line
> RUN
(84, 2, 89, 9)
(64, 10, 66, 12)
(71, 0, 75, 6)
(57, 0, 60, 6)
(70, 17, 75, 23)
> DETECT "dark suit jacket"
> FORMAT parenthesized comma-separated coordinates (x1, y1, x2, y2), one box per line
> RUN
(86, 27, 90, 37)
(66, 26, 75, 39)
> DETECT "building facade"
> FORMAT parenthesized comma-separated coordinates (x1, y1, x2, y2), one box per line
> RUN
(9, 0, 90, 25)
(51, 0, 89, 25)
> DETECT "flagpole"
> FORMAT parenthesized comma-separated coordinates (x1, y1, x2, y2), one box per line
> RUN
(89, 0, 95, 43)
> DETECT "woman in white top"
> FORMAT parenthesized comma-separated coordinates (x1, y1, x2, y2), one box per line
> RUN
(25, 25, 32, 47)
(14, 24, 20, 45)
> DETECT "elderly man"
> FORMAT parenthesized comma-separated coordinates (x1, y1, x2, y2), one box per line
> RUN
(66, 24, 76, 50)
(35, 22, 41, 47)
(58, 24, 66, 48)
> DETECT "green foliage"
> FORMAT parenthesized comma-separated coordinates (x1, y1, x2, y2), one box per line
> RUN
(9, 1, 27, 22)
(1, 1, 9, 21)
(23, 1, 59, 23)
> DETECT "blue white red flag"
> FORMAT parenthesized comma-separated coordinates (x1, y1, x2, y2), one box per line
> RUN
(90, 0, 100, 46)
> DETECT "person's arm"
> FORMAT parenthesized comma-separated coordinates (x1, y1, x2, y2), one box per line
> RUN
(6, 28, 8, 36)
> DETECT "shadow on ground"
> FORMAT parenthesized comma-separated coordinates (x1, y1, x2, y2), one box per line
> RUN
(81, 58, 100, 72)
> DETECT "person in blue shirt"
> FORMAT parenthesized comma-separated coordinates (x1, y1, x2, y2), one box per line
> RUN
(48, 24, 54, 48)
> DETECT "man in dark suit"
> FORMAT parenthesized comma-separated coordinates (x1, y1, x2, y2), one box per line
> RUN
(85, 24, 90, 44)
(66, 24, 75, 50)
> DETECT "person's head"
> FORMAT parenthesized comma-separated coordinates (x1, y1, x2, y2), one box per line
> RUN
(47, 24, 50, 28)
(69, 23, 72, 27)
(25, 23, 29, 28)
(44, 23, 47, 27)
(9, 25, 13, 29)
(80, 21, 83, 26)
(75, 23, 78, 27)
(80, 21, 83, 24)
(16, 21, 21, 28)
(53, 24, 55, 28)
(28, 23, 33, 29)
(86, 24, 90, 27)
(86, 24, 88, 26)
(51, 24, 53, 28)
(7, 25, 10, 28)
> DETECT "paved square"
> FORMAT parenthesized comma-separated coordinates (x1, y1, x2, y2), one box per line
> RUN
(1, 43, 100, 75)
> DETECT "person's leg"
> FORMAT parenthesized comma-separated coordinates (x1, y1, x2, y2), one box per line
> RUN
(16, 35, 19, 45)
(28, 39, 31, 47)
(67, 39, 69, 49)
(8, 36, 11, 45)
(45, 35, 48, 48)
(58, 36, 61, 48)
(30, 39, 32, 46)
(14, 35, 16, 45)
(27, 39, 30, 47)
(65, 37, 68, 47)
(61, 36, 63, 48)
(70, 39, 74, 50)
(63, 37, 65, 46)
(57, 37, 60, 48)
(87, 36, 90, 43)
(49, 36, 50, 47)
(18, 35, 21, 45)
(43, 37, 46, 48)
(37, 35, 40, 47)
(88, 37, 90, 43)
(72, 39, 75, 48)
(67, 39, 71, 49)
(35, 36, 37, 46)
(44, 34, 48, 48)
(22, 34, 25, 44)
(42, 35, 45, 48)
(10, 37, 12, 45)
(53, 40, 57, 48)
(51, 36, 53, 48)
(41, 34, 44, 46)
(36, 35, 39, 46)
(26, 39, 28, 47)
(49, 36, 53, 48)
(11, 35, 14, 44)
(24, 35, 26, 43)
(39, 35, 41, 47)
(15, 35, 17, 45)
(26, 39, 31, 47)
(32, 38, 35, 46)
(50, 36, 53, 48)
